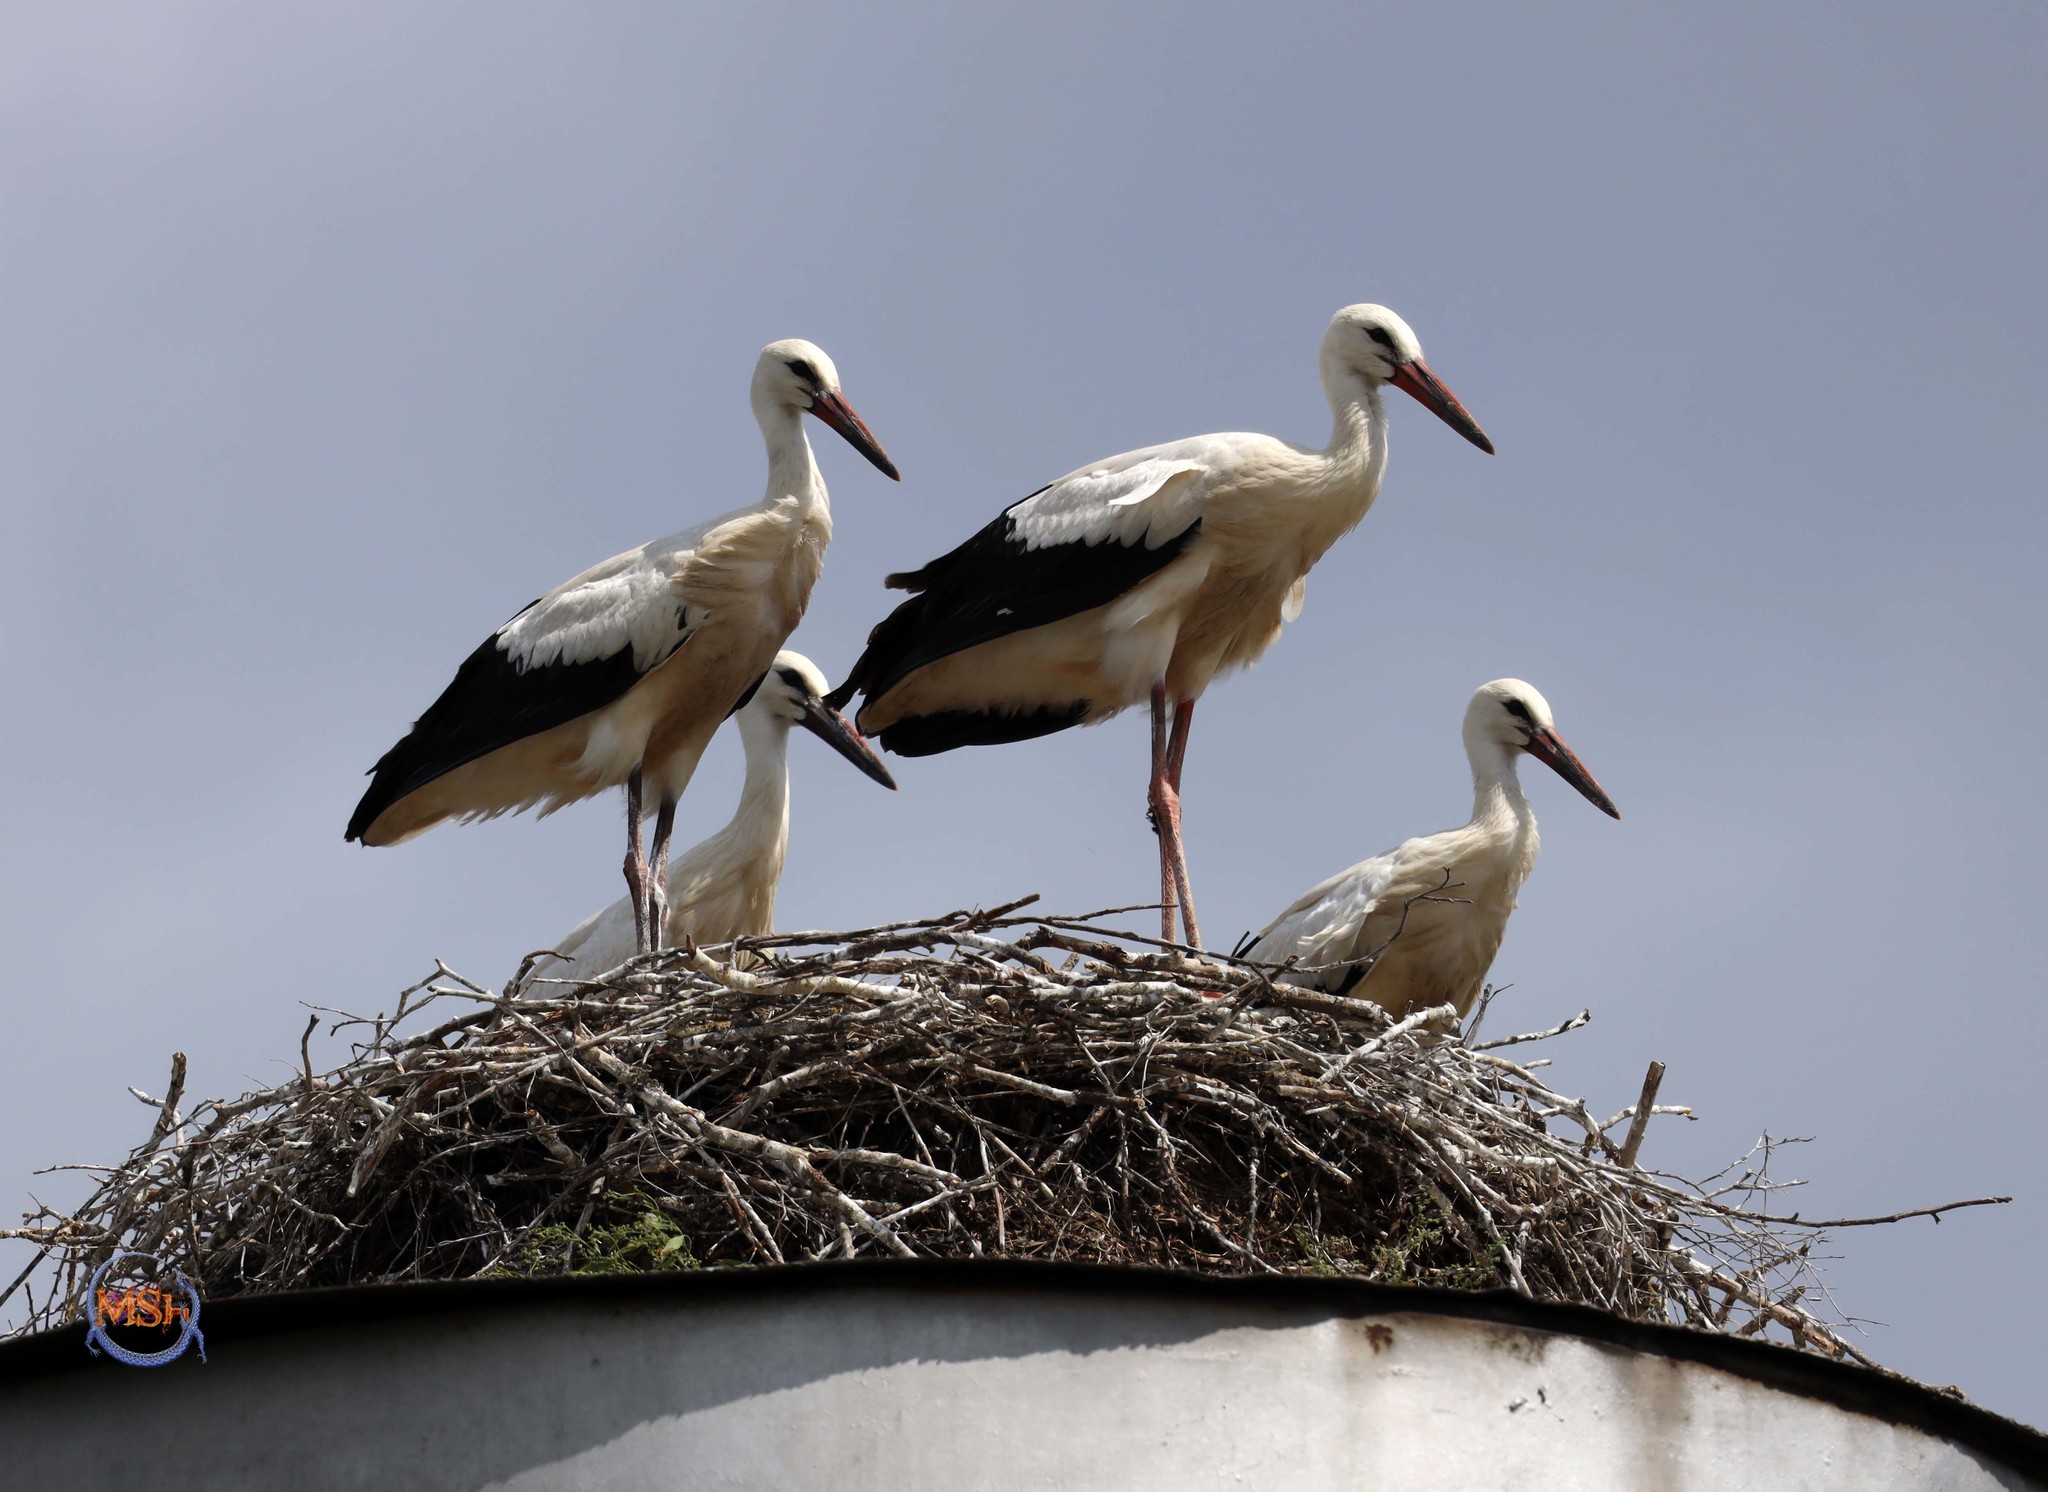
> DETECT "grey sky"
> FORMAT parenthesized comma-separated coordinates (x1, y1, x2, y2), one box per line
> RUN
(4, 3, 2043, 1423)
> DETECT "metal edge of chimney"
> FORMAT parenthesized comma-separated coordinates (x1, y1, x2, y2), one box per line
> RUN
(3, 1258, 2042, 1476)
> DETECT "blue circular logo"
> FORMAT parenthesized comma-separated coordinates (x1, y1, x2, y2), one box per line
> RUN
(84, 1251, 206, 1367)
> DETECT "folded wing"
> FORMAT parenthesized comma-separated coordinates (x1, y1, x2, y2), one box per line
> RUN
(1245, 851, 1403, 995)
(826, 454, 1209, 714)
(345, 540, 702, 843)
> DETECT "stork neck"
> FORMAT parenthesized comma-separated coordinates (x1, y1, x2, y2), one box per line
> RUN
(1321, 374, 1387, 489)
(1467, 740, 1535, 837)
(756, 400, 827, 508)
(724, 712, 795, 859)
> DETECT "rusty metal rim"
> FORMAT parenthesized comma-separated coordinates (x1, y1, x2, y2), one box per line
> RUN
(4, 1258, 2042, 1475)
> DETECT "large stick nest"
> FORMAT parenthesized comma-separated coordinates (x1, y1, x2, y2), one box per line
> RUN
(4, 900, 1999, 1367)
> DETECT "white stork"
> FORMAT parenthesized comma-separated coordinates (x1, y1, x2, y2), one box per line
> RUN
(1243, 679, 1618, 1021)
(347, 340, 898, 953)
(827, 304, 1490, 947)
(527, 652, 894, 981)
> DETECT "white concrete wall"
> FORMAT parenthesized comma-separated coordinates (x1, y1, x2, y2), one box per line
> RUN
(2, 1280, 2037, 1490)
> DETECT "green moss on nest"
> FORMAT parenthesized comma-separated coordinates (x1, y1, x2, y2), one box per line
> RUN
(498, 1191, 699, 1277)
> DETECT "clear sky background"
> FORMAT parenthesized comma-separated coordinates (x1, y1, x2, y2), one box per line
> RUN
(4, 2, 2043, 1424)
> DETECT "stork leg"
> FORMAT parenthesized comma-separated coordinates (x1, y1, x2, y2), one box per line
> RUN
(1146, 686, 1202, 948)
(647, 795, 678, 951)
(1148, 686, 1177, 942)
(623, 768, 652, 956)
(1164, 697, 1201, 948)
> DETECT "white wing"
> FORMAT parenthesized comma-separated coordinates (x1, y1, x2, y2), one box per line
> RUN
(1247, 822, 1470, 987)
(494, 508, 744, 673)
(1247, 849, 1402, 982)
(1007, 455, 1209, 553)
(1004, 430, 1297, 553)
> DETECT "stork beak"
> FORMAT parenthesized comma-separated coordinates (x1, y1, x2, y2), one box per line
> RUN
(799, 695, 898, 789)
(1523, 727, 1620, 819)
(1390, 360, 1495, 455)
(808, 391, 900, 481)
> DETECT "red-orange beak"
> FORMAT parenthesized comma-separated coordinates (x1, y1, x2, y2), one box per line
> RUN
(1523, 727, 1620, 819)
(1390, 359, 1494, 455)
(809, 391, 900, 480)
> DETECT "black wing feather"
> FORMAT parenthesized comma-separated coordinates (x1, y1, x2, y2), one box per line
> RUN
(345, 603, 659, 842)
(874, 703, 1092, 756)
(826, 501, 1203, 712)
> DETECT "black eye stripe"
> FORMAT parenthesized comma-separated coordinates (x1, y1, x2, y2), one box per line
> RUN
(1366, 327, 1394, 348)
(788, 359, 819, 386)
(1503, 697, 1532, 721)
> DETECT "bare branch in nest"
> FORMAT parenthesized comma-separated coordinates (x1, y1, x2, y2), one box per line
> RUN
(1615, 1061, 1666, 1168)
(0, 909, 2005, 1368)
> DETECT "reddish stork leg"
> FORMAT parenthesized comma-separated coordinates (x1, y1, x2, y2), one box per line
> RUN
(623, 768, 652, 955)
(647, 795, 678, 951)
(1147, 686, 1203, 948)
(1148, 686, 1177, 942)
(1164, 697, 1200, 948)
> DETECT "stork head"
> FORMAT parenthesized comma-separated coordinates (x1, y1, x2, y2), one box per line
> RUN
(1465, 679, 1619, 818)
(754, 339, 900, 480)
(744, 651, 897, 789)
(1322, 305, 1494, 455)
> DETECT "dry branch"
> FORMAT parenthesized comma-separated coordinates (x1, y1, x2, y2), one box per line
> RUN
(1616, 1060, 1666, 1169)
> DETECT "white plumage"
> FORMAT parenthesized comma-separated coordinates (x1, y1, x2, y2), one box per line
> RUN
(1245, 680, 1619, 1021)
(527, 653, 893, 981)
(349, 340, 897, 954)
(832, 305, 1493, 949)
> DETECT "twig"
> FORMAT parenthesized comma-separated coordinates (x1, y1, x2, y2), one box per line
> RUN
(1777, 1197, 2012, 1229)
